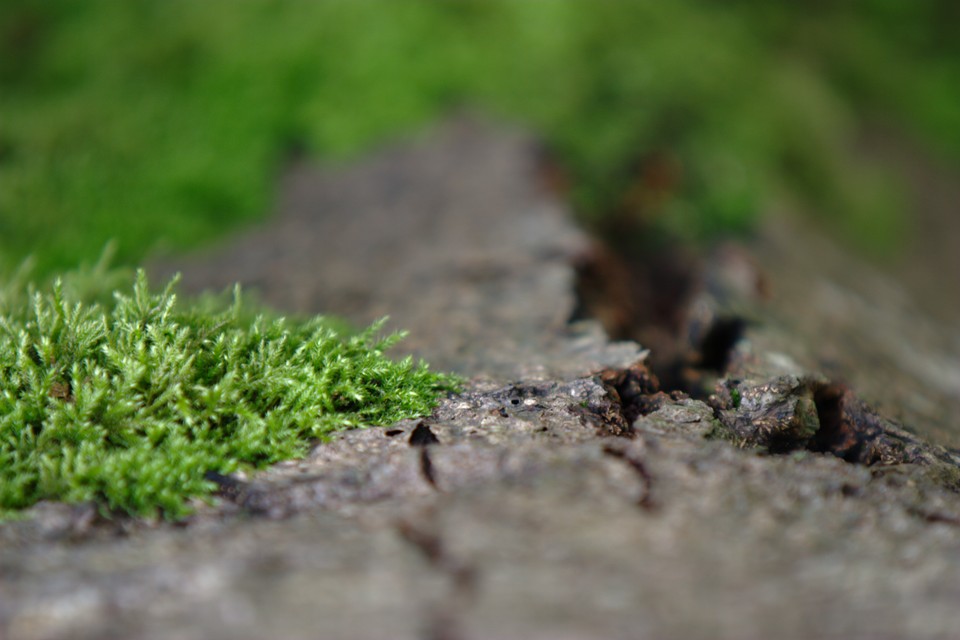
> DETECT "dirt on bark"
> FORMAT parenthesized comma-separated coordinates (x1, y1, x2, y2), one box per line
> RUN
(3, 116, 960, 640)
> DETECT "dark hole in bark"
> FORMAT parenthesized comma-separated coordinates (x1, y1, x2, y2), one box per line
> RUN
(765, 431, 804, 456)
(570, 244, 697, 347)
(409, 422, 440, 447)
(419, 448, 438, 489)
(570, 239, 744, 398)
(697, 317, 746, 373)
(808, 383, 878, 464)
(809, 384, 845, 452)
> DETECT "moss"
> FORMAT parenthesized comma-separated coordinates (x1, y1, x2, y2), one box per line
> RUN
(4, 1, 954, 277)
(730, 388, 742, 409)
(0, 267, 459, 519)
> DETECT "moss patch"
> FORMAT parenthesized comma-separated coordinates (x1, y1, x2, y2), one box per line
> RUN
(0, 267, 458, 519)
(3, 1, 956, 276)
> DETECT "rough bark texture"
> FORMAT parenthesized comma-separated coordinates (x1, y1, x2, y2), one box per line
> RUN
(3, 117, 960, 640)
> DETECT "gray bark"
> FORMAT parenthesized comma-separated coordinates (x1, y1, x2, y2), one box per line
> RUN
(3, 117, 960, 640)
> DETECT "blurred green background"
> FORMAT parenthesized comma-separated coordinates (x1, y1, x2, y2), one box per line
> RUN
(2, 0, 958, 279)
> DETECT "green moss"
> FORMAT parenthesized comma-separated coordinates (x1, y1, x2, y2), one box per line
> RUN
(730, 388, 742, 409)
(0, 267, 459, 519)
(3, 1, 955, 277)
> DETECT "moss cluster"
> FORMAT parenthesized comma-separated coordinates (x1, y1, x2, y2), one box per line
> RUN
(4, 1, 955, 277)
(0, 268, 458, 519)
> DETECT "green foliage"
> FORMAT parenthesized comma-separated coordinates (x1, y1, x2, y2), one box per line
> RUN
(0, 269, 458, 519)
(2, 0, 956, 276)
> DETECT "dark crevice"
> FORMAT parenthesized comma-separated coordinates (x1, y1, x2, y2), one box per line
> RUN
(571, 243, 697, 350)
(571, 238, 750, 399)
(419, 448, 439, 490)
(696, 317, 746, 373)
(808, 382, 886, 465)
(601, 443, 657, 511)
(395, 518, 478, 640)
(712, 376, 955, 470)
(808, 383, 859, 460)
(408, 422, 441, 489)
(571, 363, 668, 437)
(409, 422, 440, 447)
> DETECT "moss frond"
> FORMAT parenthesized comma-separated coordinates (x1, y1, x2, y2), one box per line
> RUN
(0, 269, 459, 519)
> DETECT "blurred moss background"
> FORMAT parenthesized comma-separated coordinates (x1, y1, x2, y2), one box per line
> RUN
(2, 0, 958, 278)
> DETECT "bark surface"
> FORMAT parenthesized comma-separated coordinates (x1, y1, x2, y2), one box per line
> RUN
(3, 118, 960, 640)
